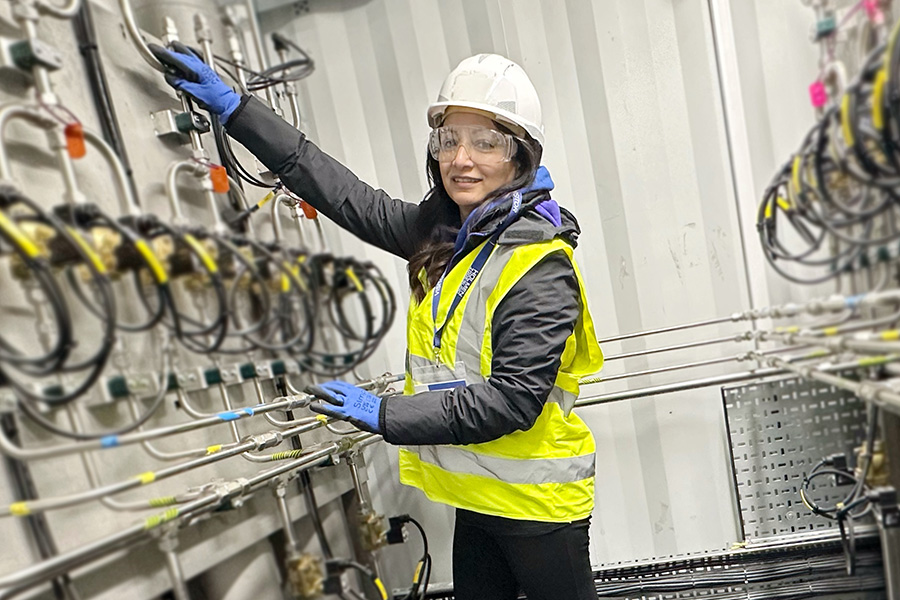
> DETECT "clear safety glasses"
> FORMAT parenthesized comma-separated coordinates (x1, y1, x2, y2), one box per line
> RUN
(428, 125, 517, 164)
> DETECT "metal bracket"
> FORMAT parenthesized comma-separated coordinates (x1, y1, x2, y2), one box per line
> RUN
(150, 109, 210, 141)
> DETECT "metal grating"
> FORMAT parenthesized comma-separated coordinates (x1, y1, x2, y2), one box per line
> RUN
(723, 373, 869, 540)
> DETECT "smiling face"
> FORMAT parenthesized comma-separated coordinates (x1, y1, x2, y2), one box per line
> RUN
(438, 111, 518, 221)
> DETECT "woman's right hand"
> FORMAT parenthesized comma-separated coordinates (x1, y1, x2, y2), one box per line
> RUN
(148, 42, 241, 123)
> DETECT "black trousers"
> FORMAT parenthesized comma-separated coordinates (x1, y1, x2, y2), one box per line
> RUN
(452, 514, 596, 600)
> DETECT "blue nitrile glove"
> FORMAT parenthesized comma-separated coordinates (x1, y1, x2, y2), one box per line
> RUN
(306, 381, 383, 434)
(148, 41, 241, 123)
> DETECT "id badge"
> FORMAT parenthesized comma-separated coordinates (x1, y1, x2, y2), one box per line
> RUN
(412, 361, 468, 394)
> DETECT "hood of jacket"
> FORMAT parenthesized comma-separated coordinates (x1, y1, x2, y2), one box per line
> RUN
(450, 166, 581, 258)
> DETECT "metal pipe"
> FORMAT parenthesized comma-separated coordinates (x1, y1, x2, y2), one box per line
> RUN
(160, 532, 190, 600)
(82, 127, 139, 215)
(36, 0, 81, 19)
(580, 345, 808, 385)
(763, 330, 900, 356)
(599, 316, 736, 344)
(116, 0, 165, 72)
(274, 480, 299, 555)
(0, 104, 54, 182)
(0, 440, 256, 517)
(582, 354, 751, 385)
(127, 396, 216, 462)
(0, 392, 312, 461)
(1, 417, 330, 517)
(751, 352, 900, 415)
(603, 335, 745, 362)
(241, 0, 279, 111)
(599, 289, 900, 345)
(574, 353, 900, 407)
(67, 405, 159, 512)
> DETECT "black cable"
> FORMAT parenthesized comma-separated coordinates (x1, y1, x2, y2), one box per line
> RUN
(71, 1, 139, 207)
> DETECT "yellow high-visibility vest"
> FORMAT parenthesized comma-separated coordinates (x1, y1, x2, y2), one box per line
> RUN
(400, 236, 603, 522)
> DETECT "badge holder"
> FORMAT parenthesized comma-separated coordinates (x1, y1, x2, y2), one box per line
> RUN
(412, 361, 468, 394)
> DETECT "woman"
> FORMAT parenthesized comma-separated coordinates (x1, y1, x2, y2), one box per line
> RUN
(150, 45, 604, 600)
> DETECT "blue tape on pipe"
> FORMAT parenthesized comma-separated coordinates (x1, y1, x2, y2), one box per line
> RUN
(845, 294, 866, 309)
(100, 435, 119, 448)
(217, 407, 255, 422)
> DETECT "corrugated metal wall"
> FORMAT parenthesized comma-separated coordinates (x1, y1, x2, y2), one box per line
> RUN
(254, 0, 801, 584)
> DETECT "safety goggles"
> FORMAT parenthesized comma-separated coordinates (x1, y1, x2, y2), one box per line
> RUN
(428, 125, 517, 164)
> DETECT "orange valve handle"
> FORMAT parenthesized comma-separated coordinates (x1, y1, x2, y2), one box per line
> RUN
(65, 123, 86, 159)
(300, 200, 317, 219)
(210, 165, 230, 194)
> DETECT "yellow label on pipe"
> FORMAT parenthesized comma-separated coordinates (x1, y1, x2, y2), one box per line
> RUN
(881, 330, 900, 341)
(144, 507, 179, 530)
(791, 155, 802, 195)
(9, 502, 30, 517)
(412, 561, 424, 584)
(0, 210, 40, 258)
(823, 327, 839, 337)
(764, 201, 773, 220)
(776, 197, 792, 212)
(858, 355, 889, 367)
(316, 414, 328, 423)
(874, 68, 888, 131)
(257, 191, 275, 210)
(841, 94, 855, 147)
(149, 496, 177, 508)
(345, 267, 364, 292)
(206, 444, 222, 455)
(374, 578, 388, 600)
(806, 349, 830, 358)
(183, 234, 219, 274)
(65, 227, 107, 274)
(134, 239, 169, 284)
(135, 471, 156, 485)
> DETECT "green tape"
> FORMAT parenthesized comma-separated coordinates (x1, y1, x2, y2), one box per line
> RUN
(271, 360, 286, 376)
(204, 368, 222, 386)
(239, 363, 257, 379)
(107, 376, 130, 399)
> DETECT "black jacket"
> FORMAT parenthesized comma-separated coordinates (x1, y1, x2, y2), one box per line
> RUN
(226, 96, 583, 447)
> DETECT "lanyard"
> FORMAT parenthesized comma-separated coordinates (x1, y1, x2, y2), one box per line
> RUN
(431, 191, 522, 353)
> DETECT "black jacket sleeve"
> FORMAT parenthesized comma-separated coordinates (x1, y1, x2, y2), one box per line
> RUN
(381, 251, 580, 446)
(225, 96, 421, 259)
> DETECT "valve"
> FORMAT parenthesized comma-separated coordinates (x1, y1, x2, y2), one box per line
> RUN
(358, 509, 387, 552)
(286, 554, 324, 599)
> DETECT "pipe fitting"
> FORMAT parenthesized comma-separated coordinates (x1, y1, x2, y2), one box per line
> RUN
(246, 431, 283, 451)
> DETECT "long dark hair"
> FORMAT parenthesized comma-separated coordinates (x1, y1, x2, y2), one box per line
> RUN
(407, 128, 543, 303)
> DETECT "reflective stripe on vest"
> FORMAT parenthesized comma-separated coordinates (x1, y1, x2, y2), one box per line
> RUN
(401, 234, 604, 522)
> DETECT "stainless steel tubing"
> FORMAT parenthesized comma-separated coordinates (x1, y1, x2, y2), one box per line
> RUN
(0, 445, 352, 597)
(82, 128, 139, 215)
(36, 0, 81, 19)
(0, 392, 309, 461)
(599, 316, 736, 344)
(600, 289, 900, 346)
(602, 335, 744, 361)
(752, 353, 900, 415)
(0, 104, 54, 182)
(0, 440, 256, 517)
(160, 533, 191, 600)
(274, 481, 299, 555)
(116, 0, 165, 72)
(583, 355, 744, 385)
(575, 354, 900, 407)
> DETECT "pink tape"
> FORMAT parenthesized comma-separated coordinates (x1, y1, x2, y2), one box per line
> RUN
(809, 81, 828, 108)
(864, 0, 883, 22)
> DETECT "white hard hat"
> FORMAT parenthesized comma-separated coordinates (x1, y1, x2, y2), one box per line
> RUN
(427, 54, 544, 146)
